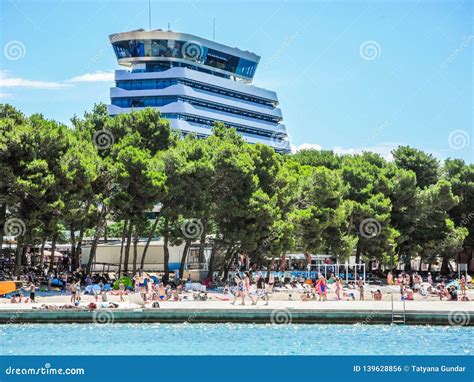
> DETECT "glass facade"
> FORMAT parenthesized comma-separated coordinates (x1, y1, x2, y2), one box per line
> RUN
(109, 31, 290, 153)
(112, 96, 177, 108)
(112, 39, 257, 78)
(161, 113, 276, 139)
(111, 94, 280, 122)
(116, 78, 276, 107)
(116, 79, 177, 90)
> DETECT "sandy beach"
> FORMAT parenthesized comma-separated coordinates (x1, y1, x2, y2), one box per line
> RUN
(1, 287, 472, 314)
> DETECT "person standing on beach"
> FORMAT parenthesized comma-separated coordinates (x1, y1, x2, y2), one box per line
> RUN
(29, 283, 36, 303)
(460, 275, 467, 296)
(256, 272, 268, 305)
(119, 282, 125, 302)
(335, 276, 342, 300)
(357, 277, 365, 301)
(319, 275, 328, 301)
(387, 272, 393, 285)
(231, 273, 242, 305)
(242, 272, 257, 305)
(69, 282, 77, 303)
(268, 274, 275, 294)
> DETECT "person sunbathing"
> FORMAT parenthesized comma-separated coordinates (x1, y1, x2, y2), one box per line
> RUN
(157, 283, 166, 301)
(373, 289, 382, 301)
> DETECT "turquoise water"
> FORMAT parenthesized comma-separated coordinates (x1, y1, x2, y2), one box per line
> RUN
(1, 324, 472, 355)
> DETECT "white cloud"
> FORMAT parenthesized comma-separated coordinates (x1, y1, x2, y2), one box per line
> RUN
(67, 71, 114, 83)
(0, 92, 13, 99)
(0, 70, 68, 89)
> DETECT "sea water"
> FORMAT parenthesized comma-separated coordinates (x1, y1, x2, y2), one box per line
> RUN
(1, 323, 472, 355)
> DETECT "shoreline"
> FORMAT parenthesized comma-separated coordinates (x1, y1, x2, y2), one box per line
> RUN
(1, 300, 472, 326)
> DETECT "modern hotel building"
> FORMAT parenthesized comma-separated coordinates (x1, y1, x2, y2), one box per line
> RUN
(108, 29, 290, 152)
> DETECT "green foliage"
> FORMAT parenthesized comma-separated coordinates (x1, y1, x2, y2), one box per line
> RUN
(1, 103, 471, 276)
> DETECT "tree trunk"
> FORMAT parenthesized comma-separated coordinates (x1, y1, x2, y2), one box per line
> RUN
(48, 234, 57, 273)
(75, 220, 85, 270)
(86, 207, 106, 274)
(355, 240, 362, 264)
(104, 215, 108, 243)
(163, 218, 170, 283)
(404, 255, 412, 273)
(206, 244, 217, 279)
(198, 218, 207, 263)
(440, 255, 449, 275)
(217, 245, 234, 277)
(179, 239, 191, 281)
(123, 222, 133, 275)
(39, 238, 46, 270)
(140, 214, 160, 270)
(132, 229, 139, 274)
(14, 238, 23, 276)
(118, 220, 128, 276)
(0, 202, 6, 255)
(69, 222, 76, 271)
(223, 250, 239, 280)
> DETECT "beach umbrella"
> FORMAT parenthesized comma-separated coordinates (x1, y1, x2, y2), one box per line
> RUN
(446, 280, 460, 289)
(113, 276, 133, 290)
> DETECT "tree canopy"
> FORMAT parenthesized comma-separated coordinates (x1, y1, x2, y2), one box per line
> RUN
(1, 103, 472, 277)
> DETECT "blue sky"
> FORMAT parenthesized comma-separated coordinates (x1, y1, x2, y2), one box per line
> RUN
(1, 0, 472, 163)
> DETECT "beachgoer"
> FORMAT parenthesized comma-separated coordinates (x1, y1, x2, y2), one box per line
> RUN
(315, 274, 327, 301)
(61, 274, 68, 292)
(460, 275, 467, 296)
(231, 273, 244, 305)
(69, 282, 77, 303)
(448, 285, 458, 301)
(256, 272, 268, 305)
(357, 277, 365, 301)
(102, 289, 108, 302)
(387, 272, 393, 285)
(268, 274, 275, 293)
(157, 283, 166, 301)
(29, 284, 36, 303)
(405, 273, 411, 288)
(436, 283, 445, 300)
(119, 282, 125, 302)
(427, 272, 433, 286)
(335, 276, 342, 300)
(373, 289, 382, 301)
(241, 272, 256, 305)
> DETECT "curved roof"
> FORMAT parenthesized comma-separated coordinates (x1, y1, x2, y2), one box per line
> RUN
(109, 29, 260, 62)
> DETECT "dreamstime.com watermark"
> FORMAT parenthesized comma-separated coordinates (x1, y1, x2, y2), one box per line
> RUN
(440, 34, 474, 69)
(4, 363, 85, 376)
(359, 218, 382, 239)
(270, 308, 293, 324)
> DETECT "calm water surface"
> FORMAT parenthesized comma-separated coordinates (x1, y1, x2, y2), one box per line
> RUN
(1, 323, 472, 355)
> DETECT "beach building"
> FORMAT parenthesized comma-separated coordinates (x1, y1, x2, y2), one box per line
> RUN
(81, 240, 211, 280)
(108, 29, 290, 153)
